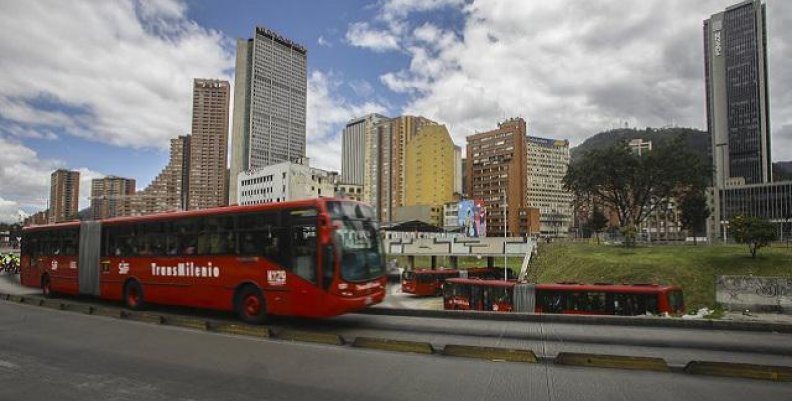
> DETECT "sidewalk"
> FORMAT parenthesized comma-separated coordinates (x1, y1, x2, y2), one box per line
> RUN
(723, 311, 792, 325)
(0, 273, 38, 296)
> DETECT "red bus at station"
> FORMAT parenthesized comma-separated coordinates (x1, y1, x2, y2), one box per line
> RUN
(401, 268, 515, 296)
(443, 279, 684, 316)
(20, 199, 386, 322)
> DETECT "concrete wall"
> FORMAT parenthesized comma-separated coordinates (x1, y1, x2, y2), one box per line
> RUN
(716, 275, 792, 314)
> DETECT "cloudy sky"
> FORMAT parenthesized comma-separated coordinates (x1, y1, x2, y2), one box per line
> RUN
(0, 0, 790, 222)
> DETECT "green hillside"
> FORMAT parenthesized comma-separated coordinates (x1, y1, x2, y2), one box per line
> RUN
(527, 242, 792, 310)
(570, 127, 710, 162)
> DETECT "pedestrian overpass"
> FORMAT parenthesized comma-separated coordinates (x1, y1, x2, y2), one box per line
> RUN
(384, 237, 537, 279)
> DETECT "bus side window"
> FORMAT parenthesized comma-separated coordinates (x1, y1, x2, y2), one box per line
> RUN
(174, 218, 198, 255)
(290, 224, 317, 283)
(646, 294, 658, 315)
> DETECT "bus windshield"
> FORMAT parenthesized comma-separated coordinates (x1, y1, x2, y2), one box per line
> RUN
(327, 201, 384, 282)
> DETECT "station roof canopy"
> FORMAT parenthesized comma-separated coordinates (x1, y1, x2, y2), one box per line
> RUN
(383, 220, 445, 233)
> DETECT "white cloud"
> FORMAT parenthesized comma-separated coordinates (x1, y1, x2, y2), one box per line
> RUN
(345, 0, 463, 52)
(0, 0, 234, 150)
(381, 0, 465, 22)
(0, 197, 27, 224)
(317, 35, 332, 47)
(345, 22, 400, 52)
(0, 137, 104, 222)
(306, 71, 388, 171)
(354, 0, 792, 162)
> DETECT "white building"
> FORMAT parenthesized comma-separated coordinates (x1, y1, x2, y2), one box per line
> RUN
(443, 201, 460, 231)
(237, 158, 336, 205)
(628, 138, 652, 156)
(526, 136, 573, 237)
(334, 183, 364, 202)
(453, 145, 462, 195)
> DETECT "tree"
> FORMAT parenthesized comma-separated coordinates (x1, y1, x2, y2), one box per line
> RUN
(679, 190, 710, 245)
(586, 206, 608, 244)
(731, 215, 777, 259)
(564, 138, 710, 247)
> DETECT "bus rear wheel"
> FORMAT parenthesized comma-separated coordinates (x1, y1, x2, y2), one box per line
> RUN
(235, 286, 267, 324)
(124, 280, 145, 310)
(41, 275, 53, 298)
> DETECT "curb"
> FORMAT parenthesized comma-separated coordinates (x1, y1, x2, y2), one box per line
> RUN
(92, 307, 123, 319)
(684, 361, 792, 382)
(163, 315, 211, 331)
(63, 303, 95, 315)
(352, 336, 434, 354)
(442, 344, 537, 363)
(121, 311, 165, 324)
(276, 329, 345, 345)
(210, 322, 271, 338)
(2, 292, 791, 383)
(555, 352, 669, 372)
(361, 307, 792, 334)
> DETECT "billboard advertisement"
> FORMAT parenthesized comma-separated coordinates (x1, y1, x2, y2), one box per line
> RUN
(458, 199, 486, 238)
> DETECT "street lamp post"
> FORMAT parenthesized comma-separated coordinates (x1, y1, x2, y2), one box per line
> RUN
(503, 191, 508, 281)
(716, 143, 728, 243)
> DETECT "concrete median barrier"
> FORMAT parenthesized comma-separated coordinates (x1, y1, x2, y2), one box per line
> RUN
(684, 361, 792, 382)
(276, 329, 344, 345)
(163, 316, 211, 331)
(352, 336, 434, 354)
(120, 311, 165, 324)
(442, 344, 538, 363)
(361, 307, 792, 334)
(90, 307, 124, 318)
(555, 352, 669, 372)
(63, 303, 95, 314)
(210, 322, 271, 338)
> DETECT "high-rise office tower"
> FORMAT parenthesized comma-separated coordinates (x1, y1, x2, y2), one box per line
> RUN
(188, 79, 230, 210)
(229, 26, 307, 204)
(704, 0, 771, 186)
(90, 176, 136, 219)
(49, 169, 80, 223)
(340, 113, 390, 221)
(388, 116, 438, 217)
(404, 125, 456, 207)
(525, 136, 573, 237)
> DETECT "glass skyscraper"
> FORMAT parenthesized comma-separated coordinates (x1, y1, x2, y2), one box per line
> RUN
(229, 26, 307, 204)
(704, 0, 771, 186)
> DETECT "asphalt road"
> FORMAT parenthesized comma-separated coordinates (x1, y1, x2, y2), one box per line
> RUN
(5, 271, 792, 368)
(1, 301, 791, 401)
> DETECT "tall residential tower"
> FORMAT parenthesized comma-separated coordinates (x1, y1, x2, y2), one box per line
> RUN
(188, 79, 230, 210)
(229, 26, 308, 204)
(49, 169, 80, 223)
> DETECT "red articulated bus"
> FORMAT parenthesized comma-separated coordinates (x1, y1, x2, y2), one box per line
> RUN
(401, 268, 515, 296)
(20, 199, 386, 322)
(443, 279, 684, 316)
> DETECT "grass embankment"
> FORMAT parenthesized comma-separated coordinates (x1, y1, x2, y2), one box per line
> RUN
(527, 242, 792, 309)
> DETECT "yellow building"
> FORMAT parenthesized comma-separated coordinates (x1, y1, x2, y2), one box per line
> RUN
(405, 125, 456, 211)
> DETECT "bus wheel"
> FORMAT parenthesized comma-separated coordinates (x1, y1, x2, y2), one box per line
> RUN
(235, 285, 267, 324)
(41, 275, 53, 298)
(124, 280, 145, 310)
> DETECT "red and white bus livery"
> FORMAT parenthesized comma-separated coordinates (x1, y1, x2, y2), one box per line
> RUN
(20, 199, 386, 322)
(443, 279, 684, 316)
(401, 268, 515, 296)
